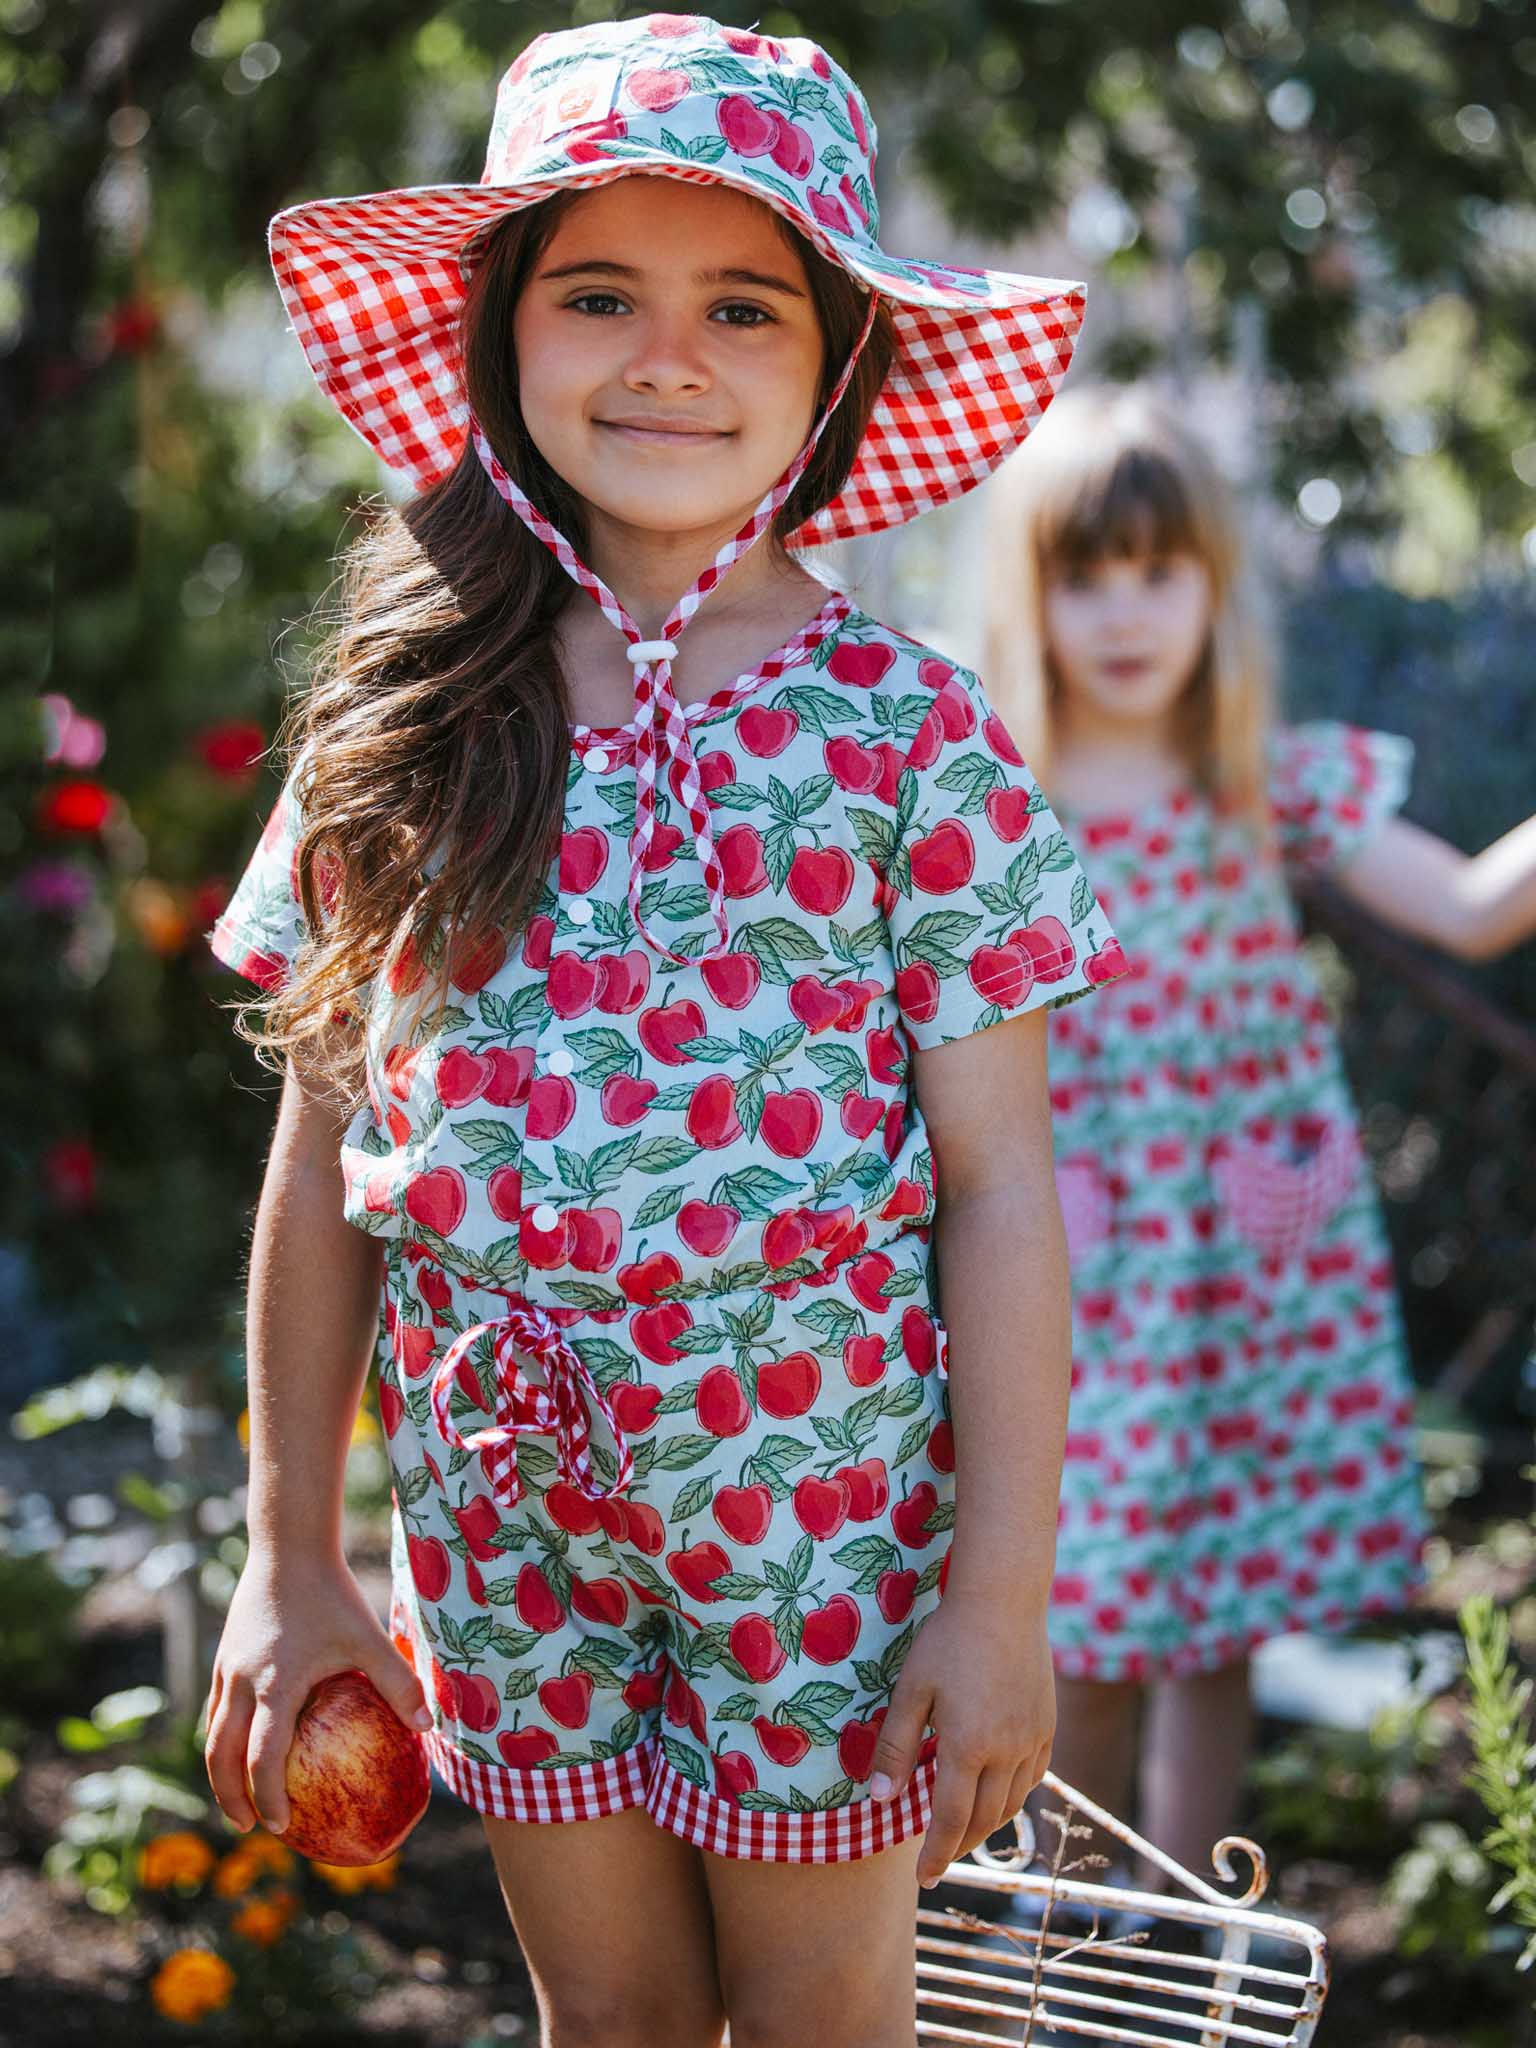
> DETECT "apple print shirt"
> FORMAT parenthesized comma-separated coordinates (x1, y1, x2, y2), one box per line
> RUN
(207, 596, 1123, 1859)
(1045, 720, 1427, 1683)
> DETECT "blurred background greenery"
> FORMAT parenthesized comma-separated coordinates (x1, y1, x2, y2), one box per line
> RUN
(2, 2, 1534, 2042)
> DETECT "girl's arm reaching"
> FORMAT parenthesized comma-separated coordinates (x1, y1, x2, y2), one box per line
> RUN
(1332, 812, 1536, 963)
(869, 1008, 1068, 1889)
(204, 1038, 432, 1835)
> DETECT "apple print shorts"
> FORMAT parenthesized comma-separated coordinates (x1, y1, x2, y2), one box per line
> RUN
(209, 615, 1119, 1861)
(384, 1223, 954, 1862)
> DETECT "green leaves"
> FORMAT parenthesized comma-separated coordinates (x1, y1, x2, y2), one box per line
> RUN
(935, 751, 1005, 815)
(735, 917, 828, 985)
(899, 909, 982, 977)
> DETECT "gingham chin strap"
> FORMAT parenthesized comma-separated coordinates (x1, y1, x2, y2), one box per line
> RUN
(469, 291, 880, 965)
(429, 1300, 634, 1512)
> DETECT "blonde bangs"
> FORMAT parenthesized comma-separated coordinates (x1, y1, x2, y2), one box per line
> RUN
(981, 383, 1275, 841)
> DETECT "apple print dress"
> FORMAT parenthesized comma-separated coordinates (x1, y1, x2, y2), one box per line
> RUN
(208, 597, 1122, 1863)
(1045, 720, 1427, 1683)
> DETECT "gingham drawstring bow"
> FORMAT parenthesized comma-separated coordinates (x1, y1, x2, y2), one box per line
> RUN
(429, 1301, 633, 1512)
(468, 294, 879, 966)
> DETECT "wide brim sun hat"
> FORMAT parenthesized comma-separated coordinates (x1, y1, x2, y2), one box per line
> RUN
(267, 11, 1086, 547)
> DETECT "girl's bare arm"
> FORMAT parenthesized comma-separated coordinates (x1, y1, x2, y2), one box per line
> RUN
(871, 1008, 1068, 1887)
(1335, 813, 1536, 961)
(204, 1046, 430, 1835)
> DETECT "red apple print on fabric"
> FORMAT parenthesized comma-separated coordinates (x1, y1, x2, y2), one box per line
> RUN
(895, 961, 940, 1026)
(436, 1047, 494, 1109)
(737, 704, 799, 757)
(754, 1716, 811, 1767)
(631, 1301, 692, 1365)
(596, 949, 650, 1013)
(498, 1726, 559, 1769)
(700, 950, 760, 1009)
(808, 187, 853, 235)
(625, 65, 690, 111)
(756, 1350, 821, 1419)
(408, 1535, 451, 1602)
(559, 826, 608, 893)
(696, 1364, 751, 1438)
(448, 933, 507, 995)
(893, 1481, 940, 1549)
(638, 998, 705, 1064)
(515, 1562, 566, 1632)
(985, 785, 1034, 842)
(717, 823, 770, 898)
(607, 1382, 662, 1434)
(802, 1591, 862, 1664)
(602, 1073, 657, 1126)
(787, 846, 853, 916)
(548, 952, 603, 1019)
(759, 1088, 822, 1158)
(714, 1484, 774, 1546)
(404, 1168, 466, 1237)
(716, 91, 780, 156)
(687, 1073, 743, 1149)
(730, 1612, 787, 1682)
(667, 1539, 732, 1604)
(825, 641, 895, 690)
(909, 818, 975, 895)
(824, 735, 883, 793)
(677, 1199, 740, 1257)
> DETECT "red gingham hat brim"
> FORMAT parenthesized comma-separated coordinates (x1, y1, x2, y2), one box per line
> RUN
(268, 160, 1085, 546)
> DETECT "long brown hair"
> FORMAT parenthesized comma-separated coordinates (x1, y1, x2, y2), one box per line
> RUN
(233, 184, 894, 1102)
(981, 383, 1275, 833)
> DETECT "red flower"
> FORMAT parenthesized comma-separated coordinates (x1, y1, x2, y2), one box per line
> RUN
(105, 298, 160, 356)
(45, 1137, 98, 1211)
(37, 780, 113, 834)
(196, 721, 266, 782)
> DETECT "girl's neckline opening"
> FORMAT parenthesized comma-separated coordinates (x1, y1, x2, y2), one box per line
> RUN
(568, 586, 855, 751)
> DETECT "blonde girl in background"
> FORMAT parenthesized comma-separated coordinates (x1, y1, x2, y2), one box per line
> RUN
(982, 383, 1536, 1881)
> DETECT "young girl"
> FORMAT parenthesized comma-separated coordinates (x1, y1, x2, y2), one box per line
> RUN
(983, 382, 1536, 1884)
(202, 18, 1125, 2042)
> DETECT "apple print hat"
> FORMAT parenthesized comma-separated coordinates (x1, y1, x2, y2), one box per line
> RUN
(266, 12, 1086, 964)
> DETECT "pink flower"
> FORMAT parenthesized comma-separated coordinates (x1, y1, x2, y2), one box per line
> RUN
(40, 694, 106, 769)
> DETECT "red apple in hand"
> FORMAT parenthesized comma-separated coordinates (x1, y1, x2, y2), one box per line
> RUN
(272, 1670, 429, 1865)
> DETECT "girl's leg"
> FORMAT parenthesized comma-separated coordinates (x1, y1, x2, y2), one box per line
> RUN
(705, 1831, 924, 2048)
(1139, 1656, 1253, 1882)
(1031, 1676, 1143, 1877)
(483, 1807, 725, 2048)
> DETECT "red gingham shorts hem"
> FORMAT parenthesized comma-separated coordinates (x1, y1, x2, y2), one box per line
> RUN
(424, 1730, 939, 1864)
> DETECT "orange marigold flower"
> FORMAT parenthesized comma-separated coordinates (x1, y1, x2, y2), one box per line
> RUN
(242, 1832, 295, 1878)
(309, 1851, 400, 1894)
(149, 1947, 236, 2024)
(231, 1887, 300, 1947)
(212, 1846, 260, 1898)
(138, 1831, 216, 1891)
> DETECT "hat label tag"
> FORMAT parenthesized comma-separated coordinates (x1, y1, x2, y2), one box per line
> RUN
(538, 57, 626, 144)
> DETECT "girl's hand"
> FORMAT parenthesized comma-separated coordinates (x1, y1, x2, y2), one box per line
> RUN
(869, 1592, 1055, 1890)
(203, 1549, 432, 1835)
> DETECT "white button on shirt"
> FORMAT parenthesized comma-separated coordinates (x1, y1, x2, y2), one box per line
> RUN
(582, 748, 610, 774)
(530, 1204, 560, 1233)
(545, 1048, 574, 1078)
(567, 897, 594, 926)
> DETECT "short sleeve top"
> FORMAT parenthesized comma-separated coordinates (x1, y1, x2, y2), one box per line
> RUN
(208, 605, 1124, 1305)
(1268, 719, 1415, 879)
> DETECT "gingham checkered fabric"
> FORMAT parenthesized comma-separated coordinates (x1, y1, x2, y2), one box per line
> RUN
(1212, 1123, 1362, 1262)
(265, 15, 1085, 551)
(566, 587, 855, 758)
(428, 1300, 634, 1512)
(422, 1725, 939, 1862)
(467, 294, 878, 965)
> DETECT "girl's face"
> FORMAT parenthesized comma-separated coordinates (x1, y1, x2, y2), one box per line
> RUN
(1042, 550, 1213, 733)
(513, 177, 826, 543)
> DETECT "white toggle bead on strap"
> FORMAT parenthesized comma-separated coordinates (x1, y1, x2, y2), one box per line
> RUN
(627, 640, 679, 664)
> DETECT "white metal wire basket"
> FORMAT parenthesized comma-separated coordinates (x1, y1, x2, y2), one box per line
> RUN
(916, 1772, 1330, 2047)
